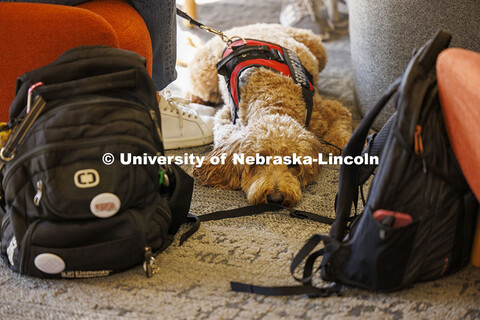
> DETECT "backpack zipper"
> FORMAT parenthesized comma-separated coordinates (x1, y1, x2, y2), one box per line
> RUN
(0, 95, 47, 162)
(32, 178, 60, 218)
(149, 109, 164, 151)
(414, 125, 427, 174)
(35, 99, 148, 127)
(33, 180, 43, 207)
(5, 97, 164, 164)
(3, 135, 157, 186)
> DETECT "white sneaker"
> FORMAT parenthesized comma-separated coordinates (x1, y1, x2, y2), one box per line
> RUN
(187, 102, 217, 117)
(158, 91, 214, 150)
(280, 0, 349, 39)
(280, 0, 331, 39)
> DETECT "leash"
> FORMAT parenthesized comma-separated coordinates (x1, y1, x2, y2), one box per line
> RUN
(318, 138, 343, 154)
(176, 8, 244, 46)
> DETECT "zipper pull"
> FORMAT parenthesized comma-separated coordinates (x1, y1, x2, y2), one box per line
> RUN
(414, 125, 427, 174)
(158, 162, 170, 188)
(414, 125, 424, 155)
(33, 180, 43, 207)
(143, 246, 156, 278)
(149, 109, 164, 144)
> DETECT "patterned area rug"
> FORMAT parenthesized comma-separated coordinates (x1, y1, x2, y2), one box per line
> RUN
(1, 1, 479, 319)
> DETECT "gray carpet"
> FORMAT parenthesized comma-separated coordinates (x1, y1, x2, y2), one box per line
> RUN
(1, 1, 480, 319)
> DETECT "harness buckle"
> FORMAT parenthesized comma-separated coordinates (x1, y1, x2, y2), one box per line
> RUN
(270, 49, 284, 62)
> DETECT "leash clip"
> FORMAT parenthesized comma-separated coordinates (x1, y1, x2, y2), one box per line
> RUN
(199, 25, 246, 47)
(176, 7, 246, 47)
(199, 25, 230, 44)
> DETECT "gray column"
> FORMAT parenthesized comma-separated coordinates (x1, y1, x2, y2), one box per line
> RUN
(349, 0, 480, 129)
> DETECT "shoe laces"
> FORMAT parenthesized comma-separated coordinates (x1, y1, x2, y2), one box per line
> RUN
(282, 0, 324, 22)
(159, 90, 199, 129)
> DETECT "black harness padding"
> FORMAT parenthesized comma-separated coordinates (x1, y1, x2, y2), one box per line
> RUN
(216, 39, 315, 126)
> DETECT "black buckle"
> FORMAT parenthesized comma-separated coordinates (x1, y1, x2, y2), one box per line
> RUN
(270, 49, 284, 62)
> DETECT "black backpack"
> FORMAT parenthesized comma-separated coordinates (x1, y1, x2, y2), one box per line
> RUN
(230, 30, 478, 296)
(0, 46, 194, 278)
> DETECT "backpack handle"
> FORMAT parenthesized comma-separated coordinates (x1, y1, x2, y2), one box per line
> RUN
(34, 69, 138, 101)
(1, 69, 140, 162)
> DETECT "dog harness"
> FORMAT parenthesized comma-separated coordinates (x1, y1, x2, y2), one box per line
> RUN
(216, 39, 315, 126)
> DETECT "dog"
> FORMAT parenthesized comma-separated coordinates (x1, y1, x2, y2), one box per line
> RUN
(189, 24, 352, 207)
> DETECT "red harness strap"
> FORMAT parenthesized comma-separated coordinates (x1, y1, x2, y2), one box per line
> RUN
(216, 39, 315, 125)
(229, 59, 291, 111)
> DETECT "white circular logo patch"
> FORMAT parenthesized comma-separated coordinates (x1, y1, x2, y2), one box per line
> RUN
(90, 193, 121, 218)
(74, 169, 100, 188)
(34, 253, 66, 274)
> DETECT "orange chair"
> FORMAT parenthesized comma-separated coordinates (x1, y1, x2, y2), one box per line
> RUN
(0, 0, 153, 122)
(437, 49, 480, 203)
(437, 48, 480, 267)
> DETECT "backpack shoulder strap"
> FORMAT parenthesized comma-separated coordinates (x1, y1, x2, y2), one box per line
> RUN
(357, 112, 397, 186)
(230, 234, 343, 297)
(330, 76, 402, 240)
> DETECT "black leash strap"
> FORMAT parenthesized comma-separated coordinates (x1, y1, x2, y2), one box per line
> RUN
(303, 87, 314, 127)
(179, 203, 334, 246)
(199, 203, 280, 221)
(179, 213, 201, 245)
(176, 8, 204, 29)
(198, 203, 334, 225)
(230, 282, 341, 298)
(288, 208, 335, 225)
(318, 138, 343, 154)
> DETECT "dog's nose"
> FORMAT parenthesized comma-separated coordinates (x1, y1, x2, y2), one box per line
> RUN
(267, 192, 285, 205)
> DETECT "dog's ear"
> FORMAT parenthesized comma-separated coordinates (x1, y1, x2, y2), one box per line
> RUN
(188, 40, 224, 104)
(296, 32, 327, 72)
(193, 147, 243, 190)
(280, 26, 328, 72)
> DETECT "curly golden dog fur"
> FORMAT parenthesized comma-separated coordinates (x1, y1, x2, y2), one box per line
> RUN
(189, 24, 352, 207)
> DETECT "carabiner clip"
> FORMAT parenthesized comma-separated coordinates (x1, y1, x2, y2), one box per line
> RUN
(27, 82, 44, 114)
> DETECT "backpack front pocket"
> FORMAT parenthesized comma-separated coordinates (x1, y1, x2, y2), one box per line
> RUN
(19, 211, 146, 278)
(4, 136, 159, 221)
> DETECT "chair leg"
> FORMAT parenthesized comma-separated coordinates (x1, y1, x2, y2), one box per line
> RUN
(329, 0, 339, 23)
(183, 0, 196, 28)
